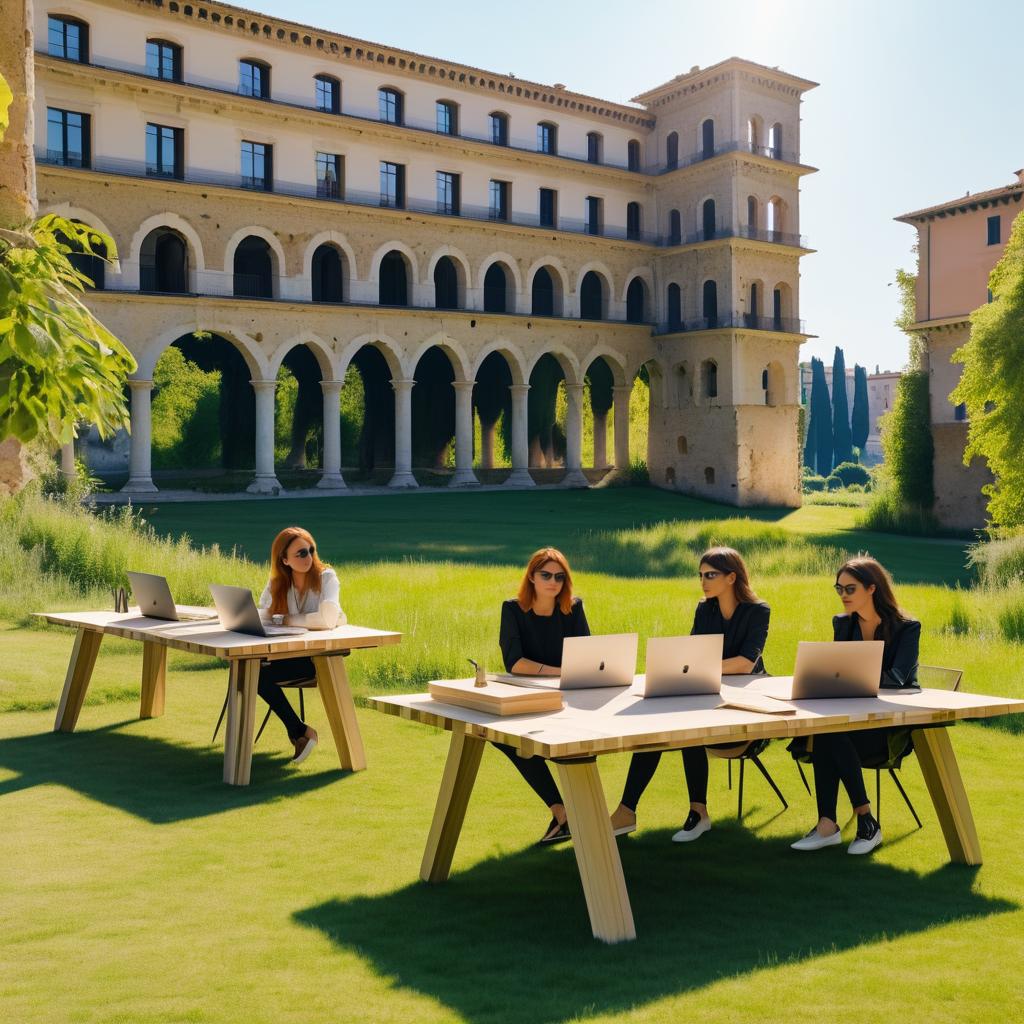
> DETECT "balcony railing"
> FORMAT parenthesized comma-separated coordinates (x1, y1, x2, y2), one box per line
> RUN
(655, 313, 806, 335)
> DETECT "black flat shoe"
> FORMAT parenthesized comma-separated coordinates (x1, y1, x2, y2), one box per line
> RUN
(537, 817, 571, 846)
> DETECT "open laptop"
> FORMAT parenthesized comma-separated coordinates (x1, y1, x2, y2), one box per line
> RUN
(640, 634, 724, 697)
(127, 571, 218, 622)
(790, 641, 884, 699)
(491, 633, 639, 690)
(208, 584, 307, 637)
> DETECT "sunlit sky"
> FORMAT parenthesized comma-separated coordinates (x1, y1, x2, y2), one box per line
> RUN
(262, 0, 1021, 374)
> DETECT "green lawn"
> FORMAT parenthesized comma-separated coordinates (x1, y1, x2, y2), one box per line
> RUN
(1, 489, 1021, 1023)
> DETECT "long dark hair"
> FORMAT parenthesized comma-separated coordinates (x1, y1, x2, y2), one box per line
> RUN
(836, 555, 909, 641)
(699, 546, 759, 604)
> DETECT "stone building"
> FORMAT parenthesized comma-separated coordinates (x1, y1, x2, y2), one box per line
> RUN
(33, 0, 816, 501)
(896, 169, 1024, 529)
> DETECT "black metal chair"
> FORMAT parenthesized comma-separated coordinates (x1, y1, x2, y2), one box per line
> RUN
(713, 739, 789, 818)
(211, 675, 317, 745)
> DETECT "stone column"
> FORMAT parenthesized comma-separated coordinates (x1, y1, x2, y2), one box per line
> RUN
(246, 380, 282, 494)
(505, 383, 535, 487)
(60, 441, 76, 481)
(388, 379, 418, 488)
(121, 379, 158, 493)
(450, 380, 480, 487)
(562, 383, 589, 488)
(593, 408, 609, 470)
(316, 380, 347, 489)
(612, 384, 632, 472)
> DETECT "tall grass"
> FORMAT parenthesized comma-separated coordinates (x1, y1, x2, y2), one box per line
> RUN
(968, 532, 1024, 587)
(859, 487, 940, 536)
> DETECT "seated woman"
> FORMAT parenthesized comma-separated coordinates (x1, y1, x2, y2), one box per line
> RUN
(610, 547, 770, 843)
(256, 526, 346, 765)
(791, 555, 920, 855)
(497, 547, 590, 846)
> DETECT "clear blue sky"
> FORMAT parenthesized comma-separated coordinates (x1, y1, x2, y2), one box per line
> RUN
(268, 0, 1021, 374)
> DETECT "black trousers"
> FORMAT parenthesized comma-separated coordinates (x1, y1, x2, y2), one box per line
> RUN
(257, 656, 315, 741)
(493, 742, 562, 809)
(621, 747, 711, 811)
(811, 729, 893, 822)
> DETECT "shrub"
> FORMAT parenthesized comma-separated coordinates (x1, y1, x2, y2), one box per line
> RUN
(831, 461, 871, 488)
(628, 458, 650, 486)
(803, 475, 826, 493)
(968, 532, 1024, 587)
(859, 486, 939, 535)
(846, 483, 866, 494)
(998, 600, 1024, 644)
(945, 593, 973, 635)
(825, 474, 844, 491)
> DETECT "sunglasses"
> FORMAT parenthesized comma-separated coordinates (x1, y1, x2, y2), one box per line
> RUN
(535, 570, 566, 582)
(698, 570, 722, 581)
(834, 583, 859, 596)
(288, 545, 315, 560)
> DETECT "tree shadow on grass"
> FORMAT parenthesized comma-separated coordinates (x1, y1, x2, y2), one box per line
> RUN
(294, 824, 1013, 1024)
(0, 723, 346, 823)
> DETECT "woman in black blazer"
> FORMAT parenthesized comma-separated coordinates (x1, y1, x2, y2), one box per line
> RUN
(610, 547, 771, 843)
(496, 547, 590, 845)
(791, 555, 921, 856)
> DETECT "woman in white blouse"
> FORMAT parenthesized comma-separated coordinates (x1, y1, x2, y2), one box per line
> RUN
(256, 526, 346, 764)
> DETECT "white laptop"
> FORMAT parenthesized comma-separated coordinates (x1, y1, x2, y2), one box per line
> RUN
(127, 571, 218, 622)
(208, 584, 307, 637)
(790, 641, 884, 699)
(491, 633, 638, 690)
(640, 634, 724, 697)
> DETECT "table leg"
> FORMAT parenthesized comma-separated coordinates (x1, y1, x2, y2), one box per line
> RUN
(313, 654, 366, 772)
(911, 726, 982, 866)
(54, 627, 104, 732)
(555, 757, 636, 944)
(139, 641, 167, 718)
(223, 659, 259, 785)
(420, 723, 485, 884)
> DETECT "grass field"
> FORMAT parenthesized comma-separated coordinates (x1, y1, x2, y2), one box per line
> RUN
(2, 488, 1022, 1024)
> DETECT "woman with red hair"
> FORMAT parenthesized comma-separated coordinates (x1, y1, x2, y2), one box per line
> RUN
(496, 547, 590, 845)
(255, 526, 345, 763)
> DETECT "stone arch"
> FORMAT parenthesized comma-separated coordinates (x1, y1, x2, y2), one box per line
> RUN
(672, 360, 693, 407)
(336, 333, 404, 380)
(767, 195, 787, 236)
(701, 358, 720, 401)
(128, 212, 206, 273)
(575, 260, 615, 303)
(470, 339, 527, 386)
(745, 277, 766, 325)
(407, 332, 472, 382)
(579, 345, 628, 387)
(772, 281, 794, 322)
(223, 225, 286, 277)
(137, 322, 265, 380)
(477, 252, 523, 304)
(746, 114, 764, 151)
(426, 245, 473, 292)
(267, 332, 334, 379)
(526, 345, 581, 386)
(369, 240, 420, 287)
(301, 230, 358, 283)
(526, 257, 570, 316)
(40, 204, 121, 268)
(764, 359, 787, 407)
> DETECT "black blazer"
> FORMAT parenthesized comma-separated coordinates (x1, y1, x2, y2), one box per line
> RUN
(832, 613, 921, 689)
(692, 598, 771, 674)
(499, 598, 590, 672)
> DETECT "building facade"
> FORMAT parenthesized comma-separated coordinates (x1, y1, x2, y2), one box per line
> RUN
(896, 169, 1024, 529)
(33, 0, 816, 502)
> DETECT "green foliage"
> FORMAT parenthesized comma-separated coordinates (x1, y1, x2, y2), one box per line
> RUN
(0, 215, 136, 445)
(831, 347, 853, 465)
(852, 364, 870, 453)
(860, 482, 938, 536)
(802, 474, 827, 493)
(944, 592, 973, 636)
(338, 362, 364, 462)
(894, 258, 926, 369)
(967, 531, 1024, 587)
(997, 600, 1024, 644)
(831, 461, 871, 488)
(151, 346, 221, 470)
(825, 474, 844, 491)
(807, 356, 833, 476)
(877, 370, 934, 511)
(951, 209, 1024, 527)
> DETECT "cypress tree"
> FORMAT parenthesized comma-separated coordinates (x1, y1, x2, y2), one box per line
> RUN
(831, 346, 853, 465)
(810, 357, 833, 476)
(852, 364, 870, 454)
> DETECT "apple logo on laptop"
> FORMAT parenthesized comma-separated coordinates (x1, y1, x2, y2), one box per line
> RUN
(682, 665, 690, 674)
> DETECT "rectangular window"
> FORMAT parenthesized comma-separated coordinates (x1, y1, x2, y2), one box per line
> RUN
(987, 215, 1001, 246)
(239, 61, 269, 99)
(436, 101, 457, 135)
(539, 187, 557, 228)
(241, 140, 272, 191)
(380, 161, 405, 209)
(490, 113, 508, 146)
(537, 122, 557, 155)
(316, 152, 343, 199)
(46, 108, 90, 168)
(146, 40, 181, 82)
(585, 196, 602, 235)
(315, 76, 340, 114)
(489, 180, 510, 222)
(436, 171, 460, 216)
(48, 17, 88, 63)
(146, 123, 183, 179)
(379, 89, 403, 125)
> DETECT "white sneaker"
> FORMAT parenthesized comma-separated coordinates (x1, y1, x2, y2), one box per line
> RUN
(291, 732, 317, 765)
(848, 818, 883, 855)
(790, 825, 843, 851)
(671, 810, 711, 843)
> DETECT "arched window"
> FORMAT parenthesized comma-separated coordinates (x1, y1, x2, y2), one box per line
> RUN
(666, 131, 679, 170)
(747, 195, 758, 233)
(379, 250, 408, 306)
(140, 228, 188, 294)
(587, 132, 603, 163)
(704, 466, 715, 484)
(233, 236, 274, 298)
(537, 121, 557, 155)
(702, 280, 718, 327)
(146, 39, 181, 81)
(768, 197, 784, 239)
(580, 271, 604, 320)
(627, 139, 641, 171)
(489, 111, 509, 146)
(626, 202, 642, 241)
(769, 122, 783, 159)
(532, 267, 555, 316)
(748, 282, 760, 324)
(773, 287, 784, 327)
(239, 59, 270, 99)
(63, 223, 107, 290)
(703, 360, 718, 400)
(747, 116, 760, 151)
(312, 244, 344, 303)
(379, 87, 403, 125)
(433, 256, 459, 309)
(626, 277, 646, 323)
(436, 100, 458, 135)
(701, 118, 715, 159)
(702, 198, 716, 240)
(48, 16, 89, 63)
(667, 283, 682, 330)
(668, 209, 682, 246)
(483, 263, 509, 313)
(315, 74, 340, 114)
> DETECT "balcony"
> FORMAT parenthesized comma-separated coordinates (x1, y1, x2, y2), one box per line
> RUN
(655, 313, 806, 335)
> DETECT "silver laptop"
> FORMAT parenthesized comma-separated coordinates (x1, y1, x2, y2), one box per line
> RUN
(127, 571, 218, 622)
(492, 633, 638, 690)
(791, 641, 884, 699)
(208, 584, 307, 637)
(641, 634, 723, 697)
